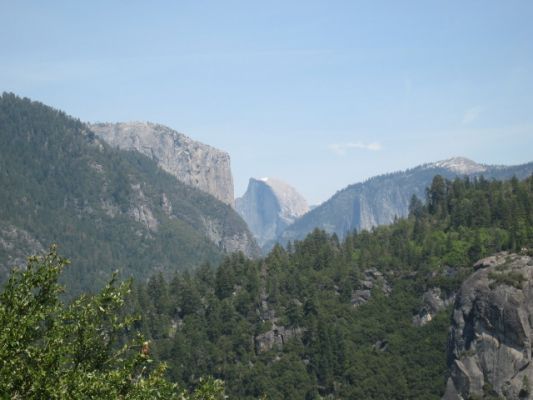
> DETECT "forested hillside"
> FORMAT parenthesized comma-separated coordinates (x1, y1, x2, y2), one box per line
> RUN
(0, 93, 258, 293)
(132, 175, 532, 399)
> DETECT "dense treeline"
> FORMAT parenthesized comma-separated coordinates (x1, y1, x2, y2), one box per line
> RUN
(131, 175, 532, 399)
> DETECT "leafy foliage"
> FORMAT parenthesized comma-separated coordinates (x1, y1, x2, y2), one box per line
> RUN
(0, 245, 225, 399)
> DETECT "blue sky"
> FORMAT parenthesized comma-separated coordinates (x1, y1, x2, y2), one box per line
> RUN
(1, 1, 532, 204)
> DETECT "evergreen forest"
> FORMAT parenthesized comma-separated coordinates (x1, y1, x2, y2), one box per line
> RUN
(128, 175, 533, 399)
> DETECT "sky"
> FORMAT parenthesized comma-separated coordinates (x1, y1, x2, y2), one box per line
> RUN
(1, 1, 532, 205)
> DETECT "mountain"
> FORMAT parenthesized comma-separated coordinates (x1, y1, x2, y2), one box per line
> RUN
(0, 93, 258, 293)
(89, 122, 234, 206)
(280, 157, 533, 244)
(235, 177, 309, 249)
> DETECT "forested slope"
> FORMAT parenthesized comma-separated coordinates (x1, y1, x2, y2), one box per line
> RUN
(132, 175, 532, 399)
(0, 93, 258, 293)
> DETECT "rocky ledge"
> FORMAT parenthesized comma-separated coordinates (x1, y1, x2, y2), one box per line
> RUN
(443, 252, 533, 400)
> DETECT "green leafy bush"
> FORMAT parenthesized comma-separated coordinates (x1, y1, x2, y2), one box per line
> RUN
(0, 246, 225, 399)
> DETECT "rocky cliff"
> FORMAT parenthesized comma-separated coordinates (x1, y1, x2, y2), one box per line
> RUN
(236, 178, 309, 250)
(281, 157, 533, 244)
(443, 252, 533, 400)
(89, 122, 235, 206)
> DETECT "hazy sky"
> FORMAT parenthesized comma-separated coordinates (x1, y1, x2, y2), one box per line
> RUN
(1, 1, 532, 204)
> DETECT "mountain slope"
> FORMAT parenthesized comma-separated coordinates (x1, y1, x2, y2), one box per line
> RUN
(90, 122, 235, 206)
(236, 177, 309, 249)
(0, 93, 258, 293)
(281, 157, 533, 243)
(132, 175, 533, 399)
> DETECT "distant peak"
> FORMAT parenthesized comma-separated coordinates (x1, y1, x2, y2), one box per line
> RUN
(432, 157, 487, 174)
(245, 177, 310, 218)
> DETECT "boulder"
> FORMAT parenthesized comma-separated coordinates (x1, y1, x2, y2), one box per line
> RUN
(443, 253, 533, 400)
(413, 287, 455, 326)
(255, 324, 303, 353)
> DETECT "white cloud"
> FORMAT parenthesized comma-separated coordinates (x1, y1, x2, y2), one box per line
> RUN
(462, 106, 483, 124)
(329, 141, 382, 155)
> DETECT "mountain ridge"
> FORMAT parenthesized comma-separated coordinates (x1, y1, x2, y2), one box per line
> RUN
(280, 157, 533, 244)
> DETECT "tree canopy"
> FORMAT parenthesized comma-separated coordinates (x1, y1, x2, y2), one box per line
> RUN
(0, 246, 224, 399)
(130, 175, 532, 399)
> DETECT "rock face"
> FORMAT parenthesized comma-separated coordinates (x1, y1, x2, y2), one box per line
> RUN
(255, 324, 303, 354)
(351, 268, 392, 308)
(90, 122, 235, 206)
(443, 252, 533, 400)
(0, 223, 44, 278)
(236, 178, 309, 250)
(281, 157, 533, 243)
(412, 287, 455, 326)
(433, 157, 488, 175)
(254, 262, 304, 353)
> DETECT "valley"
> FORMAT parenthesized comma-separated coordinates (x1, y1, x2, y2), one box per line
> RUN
(0, 93, 531, 399)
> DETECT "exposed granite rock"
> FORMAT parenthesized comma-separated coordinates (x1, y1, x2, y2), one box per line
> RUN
(128, 183, 158, 231)
(255, 324, 303, 353)
(373, 339, 389, 352)
(352, 289, 372, 307)
(443, 253, 533, 400)
(413, 287, 455, 326)
(433, 157, 488, 175)
(0, 224, 44, 275)
(236, 177, 309, 250)
(220, 231, 261, 257)
(473, 252, 509, 270)
(200, 216, 259, 257)
(90, 122, 235, 206)
(351, 268, 392, 308)
(254, 262, 304, 353)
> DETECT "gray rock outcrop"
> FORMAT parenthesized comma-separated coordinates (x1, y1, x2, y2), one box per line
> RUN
(351, 268, 392, 308)
(236, 178, 309, 250)
(0, 223, 44, 278)
(443, 252, 533, 400)
(413, 287, 455, 326)
(255, 324, 303, 353)
(90, 122, 235, 206)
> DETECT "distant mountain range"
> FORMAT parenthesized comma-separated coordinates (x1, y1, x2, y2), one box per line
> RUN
(237, 157, 533, 251)
(2, 94, 532, 289)
(0, 93, 258, 293)
(236, 177, 309, 249)
(279, 157, 533, 245)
